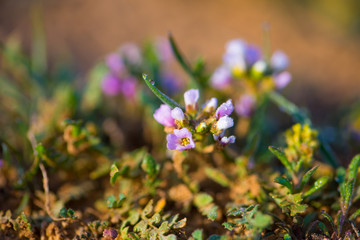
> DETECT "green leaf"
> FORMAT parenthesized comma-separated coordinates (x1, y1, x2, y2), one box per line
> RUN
(252, 212, 273, 229)
(350, 208, 360, 221)
(168, 214, 179, 226)
(106, 193, 126, 209)
(268, 92, 310, 125)
(268, 146, 294, 174)
(194, 193, 213, 208)
(142, 200, 154, 217)
(319, 137, 339, 168)
(172, 218, 187, 229)
(317, 221, 330, 237)
(227, 205, 253, 217)
(348, 154, 360, 181)
(150, 213, 161, 225)
(289, 203, 307, 216)
(159, 221, 169, 234)
(59, 208, 76, 219)
(164, 235, 177, 240)
(190, 229, 204, 240)
(222, 222, 236, 230)
(142, 73, 182, 109)
(287, 193, 303, 204)
(284, 233, 292, 240)
(206, 205, 218, 221)
(106, 195, 116, 208)
(110, 163, 120, 185)
(205, 168, 231, 187)
(336, 167, 346, 185)
(59, 208, 67, 218)
(15, 192, 30, 215)
(35, 143, 46, 158)
(68, 209, 75, 218)
(19, 212, 32, 231)
(141, 154, 159, 177)
(344, 155, 360, 209)
(300, 166, 319, 190)
(274, 176, 293, 193)
(134, 219, 147, 233)
(304, 176, 329, 198)
(294, 157, 305, 173)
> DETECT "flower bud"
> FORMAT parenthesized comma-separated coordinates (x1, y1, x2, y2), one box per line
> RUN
(184, 89, 199, 114)
(251, 60, 268, 79)
(196, 122, 208, 133)
(171, 107, 185, 121)
(203, 98, 218, 113)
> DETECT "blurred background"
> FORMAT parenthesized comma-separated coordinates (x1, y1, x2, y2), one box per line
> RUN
(1, 0, 360, 123)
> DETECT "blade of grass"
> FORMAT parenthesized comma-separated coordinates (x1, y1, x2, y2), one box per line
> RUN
(168, 33, 195, 79)
(142, 73, 183, 110)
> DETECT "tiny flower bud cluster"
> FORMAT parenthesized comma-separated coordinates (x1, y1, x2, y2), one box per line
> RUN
(153, 89, 236, 151)
(210, 38, 292, 117)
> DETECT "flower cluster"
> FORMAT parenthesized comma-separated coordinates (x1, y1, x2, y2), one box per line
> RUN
(101, 43, 140, 98)
(102, 39, 182, 99)
(284, 123, 318, 166)
(153, 89, 235, 151)
(210, 39, 292, 117)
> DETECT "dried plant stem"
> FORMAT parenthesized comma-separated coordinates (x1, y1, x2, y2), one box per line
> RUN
(39, 163, 65, 221)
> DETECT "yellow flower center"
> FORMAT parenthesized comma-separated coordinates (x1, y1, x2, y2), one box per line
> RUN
(180, 138, 190, 146)
(232, 66, 245, 78)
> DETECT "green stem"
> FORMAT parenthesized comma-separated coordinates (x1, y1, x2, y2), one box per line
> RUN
(268, 91, 310, 125)
(142, 73, 183, 110)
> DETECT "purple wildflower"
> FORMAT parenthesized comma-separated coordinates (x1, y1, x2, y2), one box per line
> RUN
(121, 77, 137, 99)
(153, 104, 175, 127)
(184, 89, 199, 113)
(244, 44, 262, 66)
(223, 39, 247, 74)
(235, 94, 256, 117)
(167, 128, 195, 151)
(271, 50, 289, 72)
(171, 107, 185, 121)
(216, 116, 234, 131)
(213, 131, 225, 141)
(215, 99, 234, 119)
(223, 53, 246, 74)
(219, 135, 236, 146)
(105, 53, 124, 75)
(203, 98, 218, 113)
(102, 73, 122, 96)
(213, 131, 235, 146)
(210, 66, 232, 90)
(0, 159, 3, 168)
(225, 39, 246, 56)
(274, 71, 292, 89)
